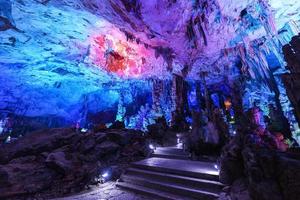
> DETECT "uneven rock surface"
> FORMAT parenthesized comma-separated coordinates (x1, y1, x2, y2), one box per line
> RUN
(52, 181, 152, 200)
(220, 132, 300, 200)
(1, 0, 300, 125)
(0, 128, 150, 200)
(282, 33, 300, 129)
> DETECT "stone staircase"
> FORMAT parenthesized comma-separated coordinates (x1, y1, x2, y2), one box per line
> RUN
(117, 144, 223, 200)
(152, 146, 191, 160)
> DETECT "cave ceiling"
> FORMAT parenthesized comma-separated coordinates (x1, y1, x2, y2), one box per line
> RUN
(0, 0, 300, 117)
(1, 0, 300, 81)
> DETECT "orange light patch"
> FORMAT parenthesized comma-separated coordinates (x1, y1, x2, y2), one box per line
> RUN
(89, 33, 152, 78)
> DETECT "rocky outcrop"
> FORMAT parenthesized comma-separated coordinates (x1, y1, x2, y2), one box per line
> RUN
(282, 33, 300, 125)
(0, 128, 150, 199)
(220, 132, 300, 200)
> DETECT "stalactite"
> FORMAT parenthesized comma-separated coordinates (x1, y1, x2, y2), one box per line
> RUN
(258, 0, 277, 36)
(154, 47, 174, 72)
(120, 0, 142, 19)
(186, 18, 197, 48)
(188, 0, 213, 48)
(278, 20, 300, 45)
(0, 0, 24, 33)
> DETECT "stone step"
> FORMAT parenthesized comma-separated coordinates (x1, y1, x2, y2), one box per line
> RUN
(152, 153, 190, 160)
(152, 146, 190, 160)
(125, 167, 223, 193)
(154, 147, 189, 155)
(117, 182, 194, 200)
(131, 157, 219, 181)
(120, 175, 219, 200)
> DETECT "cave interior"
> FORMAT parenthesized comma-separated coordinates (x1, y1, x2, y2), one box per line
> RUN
(1, 0, 300, 200)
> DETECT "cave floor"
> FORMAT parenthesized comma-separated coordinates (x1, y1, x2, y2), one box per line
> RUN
(52, 181, 229, 200)
(52, 181, 153, 200)
(51, 146, 231, 200)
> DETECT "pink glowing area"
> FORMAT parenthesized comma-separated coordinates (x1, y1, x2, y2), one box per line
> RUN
(88, 29, 166, 79)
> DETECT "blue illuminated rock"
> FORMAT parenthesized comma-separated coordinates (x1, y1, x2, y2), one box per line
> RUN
(0, 0, 300, 132)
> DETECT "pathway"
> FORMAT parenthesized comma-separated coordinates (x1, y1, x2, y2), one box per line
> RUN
(117, 143, 223, 200)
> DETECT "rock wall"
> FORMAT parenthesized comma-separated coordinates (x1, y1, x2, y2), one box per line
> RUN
(220, 132, 300, 200)
(0, 128, 150, 199)
(243, 148, 300, 200)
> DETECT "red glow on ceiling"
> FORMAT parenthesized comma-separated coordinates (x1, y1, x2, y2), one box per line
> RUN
(89, 34, 152, 78)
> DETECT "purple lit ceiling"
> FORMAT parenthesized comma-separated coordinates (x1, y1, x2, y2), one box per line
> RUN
(2, 0, 300, 79)
(0, 0, 300, 121)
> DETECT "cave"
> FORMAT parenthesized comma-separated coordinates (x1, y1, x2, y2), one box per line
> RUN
(0, 0, 300, 200)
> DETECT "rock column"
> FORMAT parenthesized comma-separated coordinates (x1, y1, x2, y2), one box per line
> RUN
(171, 74, 188, 130)
(282, 34, 300, 125)
(152, 79, 164, 114)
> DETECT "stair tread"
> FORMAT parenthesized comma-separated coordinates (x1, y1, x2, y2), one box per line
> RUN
(152, 153, 190, 159)
(121, 175, 220, 198)
(155, 147, 188, 153)
(152, 154, 190, 160)
(153, 152, 189, 156)
(126, 167, 223, 186)
(152, 146, 190, 160)
(117, 182, 195, 200)
(154, 151, 190, 156)
(155, 147, 185, 151)
(133, 157, 219, 178)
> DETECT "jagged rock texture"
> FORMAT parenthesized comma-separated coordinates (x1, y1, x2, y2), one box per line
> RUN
(0, 128, 149, 199)
(0, 0, 300, 129)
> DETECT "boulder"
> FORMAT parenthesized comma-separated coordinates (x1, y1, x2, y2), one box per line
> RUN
(219, 157, 244, 185)
(0, 128, 75, 164)
(106, 130, 131, 146)
(95, 132, 107, 143)
(230, 178, 251, 200)
(278, 156, 300, 200)
(79, 136, 96, 153)
(45, 151, 74, 175)
(0, 167, 9, 185)
(220, 135, 244, 185)
(0, 163, 55, 199)
(95, 141, 120, 155)
(109, 120, 125, 129)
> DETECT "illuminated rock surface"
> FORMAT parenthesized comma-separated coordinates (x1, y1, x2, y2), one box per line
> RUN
(1, 0, 300, 127)
(1, 1, 300, 199)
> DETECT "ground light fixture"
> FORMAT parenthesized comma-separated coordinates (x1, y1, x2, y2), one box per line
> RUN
(149, 144, 156, 150)
(100, 170, 111, 184)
